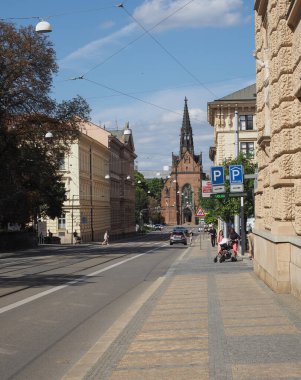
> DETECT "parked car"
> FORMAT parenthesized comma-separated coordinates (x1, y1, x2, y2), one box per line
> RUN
(170, 230, 187, 245)
(154, 224, 163, 231)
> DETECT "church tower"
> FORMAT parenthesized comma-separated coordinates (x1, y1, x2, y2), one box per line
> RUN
(161, 98, 203, 225)
(180, 97, 194, 156)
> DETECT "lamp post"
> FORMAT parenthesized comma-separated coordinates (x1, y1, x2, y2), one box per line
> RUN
(175, 159, 180, 225)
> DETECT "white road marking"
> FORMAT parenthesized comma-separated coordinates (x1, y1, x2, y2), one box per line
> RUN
(0, 244, 167, 315)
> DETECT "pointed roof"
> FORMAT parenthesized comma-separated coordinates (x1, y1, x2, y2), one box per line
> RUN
(217, 83, 256, 102)
(180, 97, 194, 156)
(181, 96, 192, 132)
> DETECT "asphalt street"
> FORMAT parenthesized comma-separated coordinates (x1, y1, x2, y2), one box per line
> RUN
(1, 231, 301, 379)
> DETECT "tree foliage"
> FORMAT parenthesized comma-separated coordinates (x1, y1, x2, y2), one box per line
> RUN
(134, 171, 164, 225)
(0, 21, 91, 228)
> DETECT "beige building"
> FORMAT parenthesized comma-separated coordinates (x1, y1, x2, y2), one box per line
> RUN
(208, 84, 257, 165)
(47, 120, 136, 243)
(254, 0, 301, 299)
(109, 123, 136, 238)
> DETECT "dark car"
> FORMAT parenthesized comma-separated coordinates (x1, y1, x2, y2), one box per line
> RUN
(170, 230, 187, 245)
(173, 226, 189, 235)
(154, 224, 163, 231)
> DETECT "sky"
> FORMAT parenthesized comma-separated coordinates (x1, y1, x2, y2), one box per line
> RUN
(2, 0, 255, 175)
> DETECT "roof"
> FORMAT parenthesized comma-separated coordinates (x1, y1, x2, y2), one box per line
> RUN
(217, 83, 256, 102)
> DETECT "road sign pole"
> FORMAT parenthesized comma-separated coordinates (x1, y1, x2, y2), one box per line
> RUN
(240, 196, 245, 256)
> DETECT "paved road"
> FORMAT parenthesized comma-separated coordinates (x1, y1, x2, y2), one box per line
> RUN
(63, 233, 301, 380)
(0, 231, 181, 380)
(2, 231, 301, 379)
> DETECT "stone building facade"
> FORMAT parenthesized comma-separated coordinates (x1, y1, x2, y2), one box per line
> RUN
(46, 120, 136, 243)
(161, 98, 203, 225)
(254, 0, 301, 299)
(109, 123, 136, 238)
(208, 84, 257, 165)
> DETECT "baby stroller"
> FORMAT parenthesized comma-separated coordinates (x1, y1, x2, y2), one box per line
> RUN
(213, 238, 237, 263)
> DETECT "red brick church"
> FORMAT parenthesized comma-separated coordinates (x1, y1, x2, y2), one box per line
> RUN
(161, 98, 203, 225)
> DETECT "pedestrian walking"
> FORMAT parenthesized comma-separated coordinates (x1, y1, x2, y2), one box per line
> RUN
(229, 227, 240, 258)
(247, 229, 254, 259)
(209, 225, 217, 247)
(102, 230, 109, 245)
(188, 229, 193, 245)
(73, 230, 81, 244)
(217, 230, 224, 254)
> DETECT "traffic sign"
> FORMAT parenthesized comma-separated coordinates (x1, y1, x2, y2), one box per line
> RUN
(230, 184, 244, 192)
(210, 193, 226, 199)
(228, 192, 247, 197)
(211, 166, 225, 186)
(212, 185, 225, 193)
(201, 180, 212, 198)
(195, 207, 206, 217)
(229, 165, 244, 184)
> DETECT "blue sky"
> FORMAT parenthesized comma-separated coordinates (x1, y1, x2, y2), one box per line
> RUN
(2, 0, 255, 175)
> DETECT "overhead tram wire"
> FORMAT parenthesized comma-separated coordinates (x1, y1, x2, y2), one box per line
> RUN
(68, 76, 206, 124)
(71, 76, 206, 124)
(1, 5, 116, 22)
(118, 3, 218, 99)
(75, 77, 186, 118)
(82, 0, 197, 77)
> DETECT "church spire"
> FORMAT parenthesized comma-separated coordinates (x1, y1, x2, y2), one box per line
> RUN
(180, 97, 194, 156)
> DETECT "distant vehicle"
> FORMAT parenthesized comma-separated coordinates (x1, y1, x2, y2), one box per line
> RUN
(173, 226, 189, 235)
(170, 230, 187, 245)
(154, 224, 163, 230)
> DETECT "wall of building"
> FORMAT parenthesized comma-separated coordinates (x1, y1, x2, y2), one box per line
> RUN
(161, 152, 201, 226)
(254, 0, 301, 300)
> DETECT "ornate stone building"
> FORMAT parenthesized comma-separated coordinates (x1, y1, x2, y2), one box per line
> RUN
(208, 84, 257, 164)
(46, 121, 136, 243)
(161, 98, 203, 225)
(254, 0, 301, 299)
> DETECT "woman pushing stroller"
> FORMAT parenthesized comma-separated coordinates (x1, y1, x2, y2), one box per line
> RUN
(214, 227, 240, 263)
(228, 227, 240, 259)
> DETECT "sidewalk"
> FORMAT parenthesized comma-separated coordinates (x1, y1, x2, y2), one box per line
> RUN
(63, 235, 301, 380)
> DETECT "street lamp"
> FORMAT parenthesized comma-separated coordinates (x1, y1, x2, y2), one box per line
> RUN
(35, 20, 52, 33)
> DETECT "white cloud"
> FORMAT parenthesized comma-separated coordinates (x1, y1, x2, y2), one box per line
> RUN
(133, 0, 245, 31)
(59, 23, 137, 69)
(99, 20, 115, 30)
(59, 0, 246, 70)
(90, 77, 254, 174)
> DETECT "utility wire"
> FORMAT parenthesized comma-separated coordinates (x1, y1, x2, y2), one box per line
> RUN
(82, 0, 197, 76)
(74, 76, 206, 124)
(119, 3, 217, 98)
(81, 77, 186, 117)
(0, 6, 116, 21)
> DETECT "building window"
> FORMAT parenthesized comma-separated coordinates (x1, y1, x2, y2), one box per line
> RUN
(59, 154, 66, 170)
(58, 213, 66, 229)
(240, 115, 253, 130)
(240, 142, 254, 157)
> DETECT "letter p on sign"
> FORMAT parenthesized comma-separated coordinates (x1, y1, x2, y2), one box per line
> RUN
(229, 165, 243, 184)
(211, 166, 224, 186)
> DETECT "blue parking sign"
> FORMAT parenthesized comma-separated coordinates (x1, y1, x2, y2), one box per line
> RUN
(211, 166, 224, 185)
(229, 165, 243, 184)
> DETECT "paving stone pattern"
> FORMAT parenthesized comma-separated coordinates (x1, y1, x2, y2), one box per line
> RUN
(85, 235, 301, 380)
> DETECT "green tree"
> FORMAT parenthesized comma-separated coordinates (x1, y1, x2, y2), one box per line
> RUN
(0, 21, 90, 228)
(134, 171, 148, 224)
(134, 172, 164, 226)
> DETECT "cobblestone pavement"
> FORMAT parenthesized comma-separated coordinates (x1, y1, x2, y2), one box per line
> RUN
(65, 235, 301, 380)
